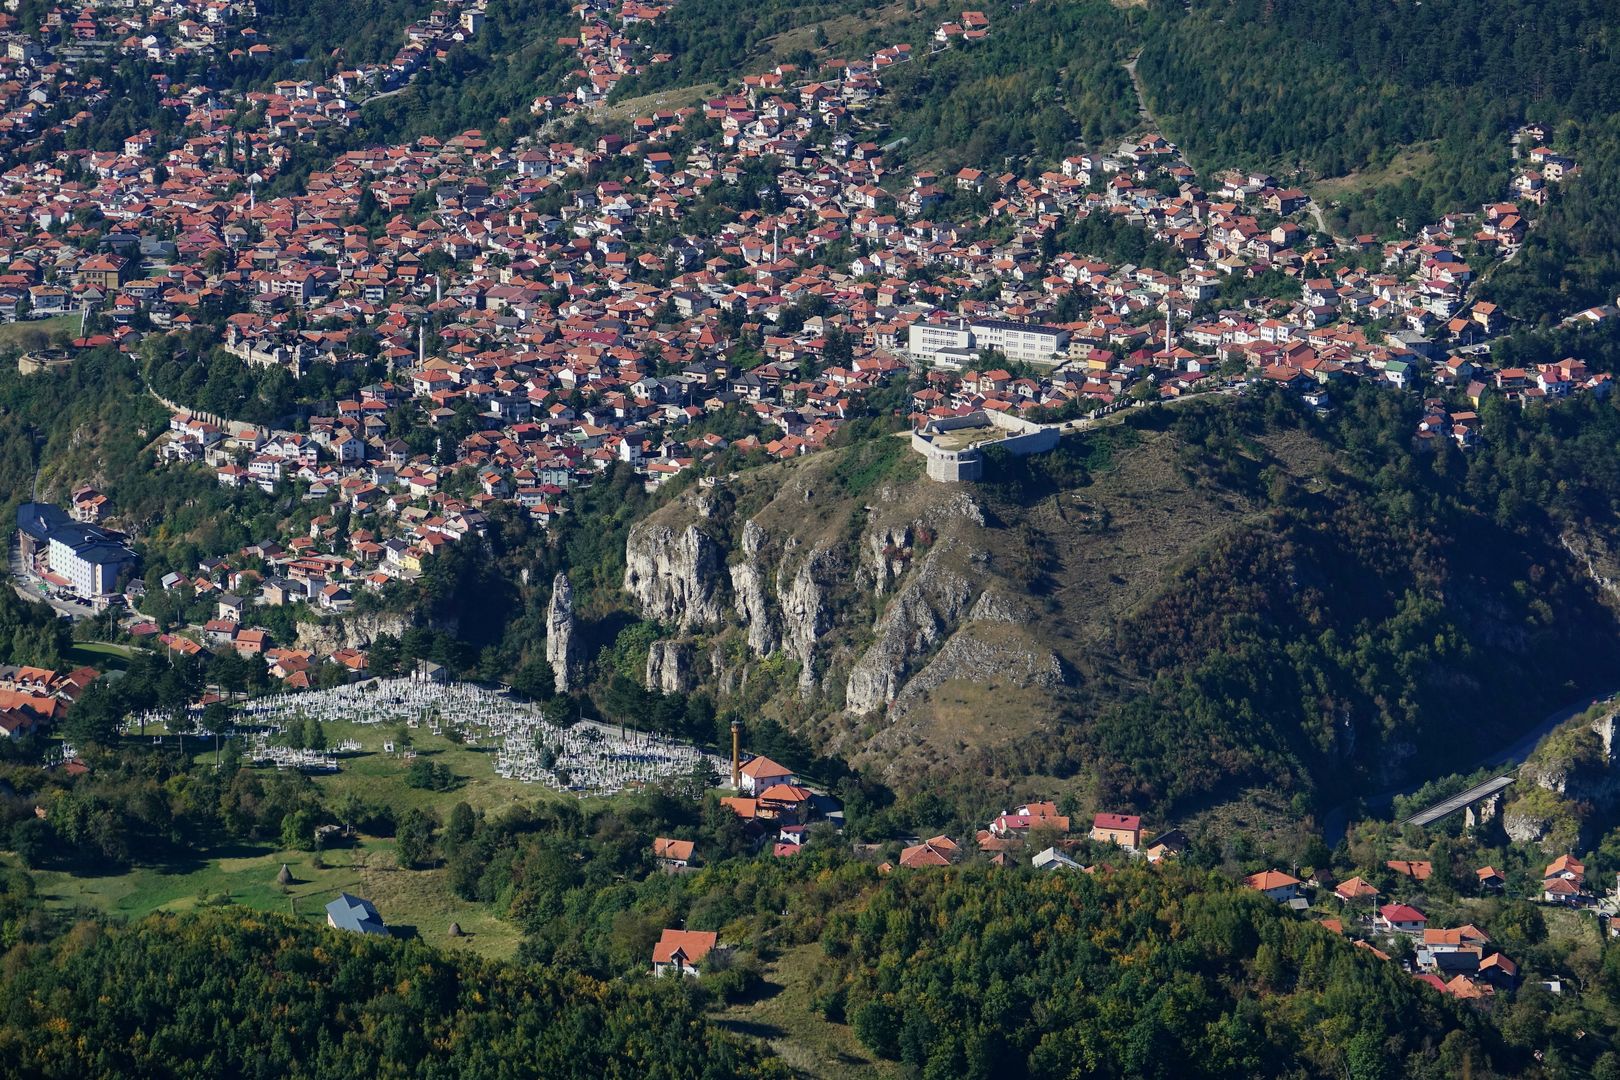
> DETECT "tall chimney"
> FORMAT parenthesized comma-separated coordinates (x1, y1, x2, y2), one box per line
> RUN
(730, 720, 741, 789)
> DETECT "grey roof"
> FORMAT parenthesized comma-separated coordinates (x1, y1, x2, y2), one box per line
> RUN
(325, 892, 387, 935)
(16, 502, 70, 543)
(16, 502, 136, 565)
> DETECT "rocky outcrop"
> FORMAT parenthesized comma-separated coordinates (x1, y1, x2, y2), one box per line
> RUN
(295, 610, 413, 654)
(624, 522, 728, 629)
(845, 546, 977, 715)
(865, 522, 914, 597)
(545, 572, 578, 694)
(1505, 704, 1620, 848)
(776, 546, 845, 692)
(1561, 529, 1620, 603)
(1503, 805, 1554, 846)
(730, 520, 778, 655)
(646, 640, 697, 694)
(893, 631, 1064, 708)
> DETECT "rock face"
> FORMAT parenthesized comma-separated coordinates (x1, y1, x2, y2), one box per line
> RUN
(545, 573, 578, 694)
(624, 522, 727, 629)
(616, 455, 1078, 785)
(646, 640, 696, 694)
(295, 610, 413, 653)
(1505, 705, 1620, 848)
(892, 630, 1064, 711)
(730, 520, 778, 655)
(845, 546, 977, 715)
(777, 546, 843, 692)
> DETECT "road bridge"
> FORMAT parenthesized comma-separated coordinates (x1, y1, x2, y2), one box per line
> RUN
(1400, 774, 1517, 829)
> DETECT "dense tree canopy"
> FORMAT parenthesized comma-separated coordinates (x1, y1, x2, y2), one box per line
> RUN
(0, 909, 780, 1080)
(819, 865, 1509, 1079)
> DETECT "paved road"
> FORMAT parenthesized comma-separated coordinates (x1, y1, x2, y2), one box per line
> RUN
(1401, 774, 1516, 828)
(1321, 689, 1617, 846)
(8, 542, 94, 620)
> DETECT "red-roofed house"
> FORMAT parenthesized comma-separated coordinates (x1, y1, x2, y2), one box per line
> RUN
(1377, 904, 1428, 933)
(653, 837, 694, 870)
(1334, 876, 1380, 903)
(899, 835, 960, 868)
(652, 929, 718, 976)
(1090, 812, 1141, 849)
(737, 754, 794, 795)
(1244, 869, 1303, 902)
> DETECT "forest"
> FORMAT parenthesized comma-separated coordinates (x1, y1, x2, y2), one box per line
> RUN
(1027, 382, 1620, 814)
(606, 0, 889, 102)
(0, 907, 778, 1080)
(357, 0, 580, 146)
(9, 851, 1620, 1079)
(820, 866, 1510, 1079)
(871, 0, 1138, 173)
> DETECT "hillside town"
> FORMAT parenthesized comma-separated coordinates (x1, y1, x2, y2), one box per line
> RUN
(0, 1, 1600, 676)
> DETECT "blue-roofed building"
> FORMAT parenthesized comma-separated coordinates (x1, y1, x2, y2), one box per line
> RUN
(324, 892, 387, 935)
(16, 501, 137, 598)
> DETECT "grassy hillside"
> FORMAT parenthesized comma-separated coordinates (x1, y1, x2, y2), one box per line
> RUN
(609, 386, 1620, 829)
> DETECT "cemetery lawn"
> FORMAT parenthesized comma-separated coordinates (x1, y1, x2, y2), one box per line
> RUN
(300, 717, 580, 817)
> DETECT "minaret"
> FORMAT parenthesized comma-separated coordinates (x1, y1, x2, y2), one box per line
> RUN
(418, 322, 425, 367)
(730, 720, 741, 789)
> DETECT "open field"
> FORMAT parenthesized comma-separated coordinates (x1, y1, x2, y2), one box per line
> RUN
(758, 0, 913, 64)
(134, 715, 583, 817)
(1311, 143, 1440, 233)
(300, 716, 579, 817)
(25, 696, 680, 961)
(67, 640, 140, 670)
(599, 81, 722, 123)
(23, 714, 589, 962)
(0, 314, 79, 351)
(22, 833, 525, 959)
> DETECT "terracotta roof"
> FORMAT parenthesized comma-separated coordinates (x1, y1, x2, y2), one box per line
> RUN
(653, 837, 694, 861)
(1378, 903, 1426, 924)
(652, 929, 717, 965)
(1386, 859, 1432, 881)
(1334, 876, 1379, 900)
(738, 754, 791, 779)
(1243, 869, 1301, 892)
(1092, 812, 1141, 832)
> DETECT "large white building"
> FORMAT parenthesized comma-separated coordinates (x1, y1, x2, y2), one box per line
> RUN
(907, 317, 1069, 368)
(967, 318, 1070, 366)
(906, 318, 977, 368)
(16, 502, 138, 598)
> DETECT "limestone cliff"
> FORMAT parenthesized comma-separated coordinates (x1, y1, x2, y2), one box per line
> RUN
(616, 445, 1085, 781)
(295, 610, 414, 653)
(623, 522, 728, 630)
(545, 572, 579, 694)
(1504, 703, 1620, 849)
(602, 410, 1620, 809)
(844, 543, 977, 715)
(646, 640, 698, 694)
(730, 520, 778, 655)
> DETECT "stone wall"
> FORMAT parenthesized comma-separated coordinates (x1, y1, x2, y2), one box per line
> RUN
(910, 410, 1062, 483)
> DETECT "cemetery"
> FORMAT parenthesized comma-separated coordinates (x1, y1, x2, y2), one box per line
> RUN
(127, 677, 725, 797)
